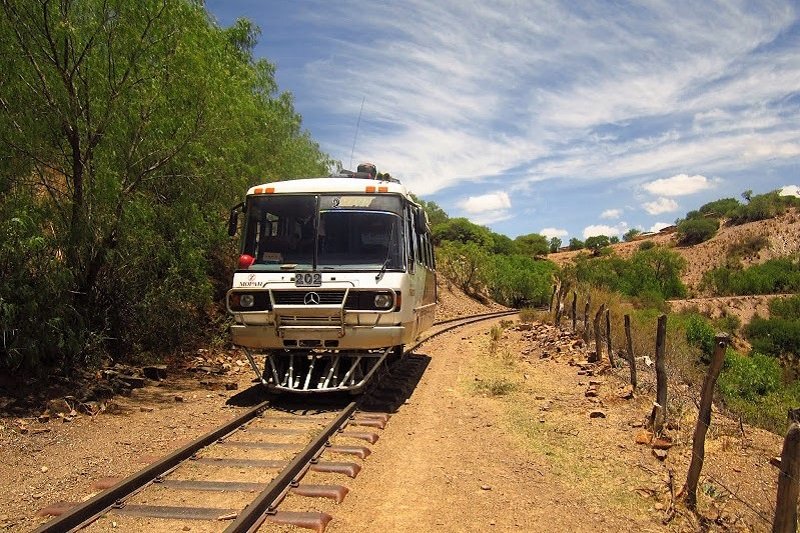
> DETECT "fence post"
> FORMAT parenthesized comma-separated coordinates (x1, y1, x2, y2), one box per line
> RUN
(555, 284, 565, 327)
(605, 308, 614, 367)
(583, 296, 591, 343)
(624, 314, 637, 389)
(655, 314, 668, 427)
(773, 419, 800, 533)
(591, 303, 605, 363)
(571, 291, 577, 332)
(683, 334, 728, 509)
(549, 284, 557, 312)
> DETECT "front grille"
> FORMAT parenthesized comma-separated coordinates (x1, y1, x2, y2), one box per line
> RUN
(271, 290, 346, 305)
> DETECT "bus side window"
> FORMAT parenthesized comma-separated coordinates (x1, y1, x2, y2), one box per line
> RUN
(406, 206, 416, 271)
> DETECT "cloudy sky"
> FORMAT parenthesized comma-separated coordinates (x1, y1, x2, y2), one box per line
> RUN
(206, 1, 800, 241)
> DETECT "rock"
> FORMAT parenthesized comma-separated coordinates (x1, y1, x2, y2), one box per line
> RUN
(518, 323, 532, 331)
(104, 401, 123, 414)
(585, 388, 598, 398)
(174, 395, 185, 402)
(79, 401, 100, 415)
(652, 448, 668, 461)
(480, 484, 492, 490)
(142, 365, 167, 381)
(119, 375, 146, 389)
(37, 414, 50, 423)
(140, 406, 154, 413)
(47, 399, 71, 415)
(652, 437, 674, 450)
(618, 385, 634, 400)
(635, 430, 653, 445)
(654, 502, 665, 511)
(225, 382, 239, 391)
(41, 466, 49, 473)
(589, 410, 606, 419)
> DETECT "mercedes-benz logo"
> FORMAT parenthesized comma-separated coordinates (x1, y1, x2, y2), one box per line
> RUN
(304, 292, 321, 305)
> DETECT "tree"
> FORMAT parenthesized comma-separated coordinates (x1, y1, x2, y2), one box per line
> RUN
(677, 217, 719, 245)
(0, 1, 331, 371)
(490, 232, 518, 255)
(514, 233, 549, 257)
(699, 198, 740, 218)
(609, 236, 620, 244)
(568, 238, 584, 251)
(623, 229, 641, 242)
(585, 235, 611, 255)
(548, 237, 562, 253)
(432, 217, 492, 247)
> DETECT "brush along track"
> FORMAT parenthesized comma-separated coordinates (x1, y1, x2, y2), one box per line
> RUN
(34, 310, 517, 532)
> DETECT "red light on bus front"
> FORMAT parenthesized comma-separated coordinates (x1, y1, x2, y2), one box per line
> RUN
(238, 254, 255, 269)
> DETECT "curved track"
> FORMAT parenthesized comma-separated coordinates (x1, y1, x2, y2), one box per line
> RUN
(34, 310, 517, 532)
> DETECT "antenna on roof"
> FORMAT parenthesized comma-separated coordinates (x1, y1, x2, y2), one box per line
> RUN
(348, 96, 365, 169)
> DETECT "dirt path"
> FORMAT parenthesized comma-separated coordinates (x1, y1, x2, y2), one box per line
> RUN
(1, 316, 786, 532)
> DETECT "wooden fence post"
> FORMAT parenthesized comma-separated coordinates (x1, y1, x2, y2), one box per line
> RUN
(591, 303, 605, 363)
(624, 314, 637, 389)
(773, 419, 800, 532)
(549, 284, 557, 312)
(555, 284, 566, 327)
(655, 314, 668, 428)
(683, 334, 728, 509)
(571, 291, 577, 332)
(605, 309, 614, 367)
(582, 297, 591, 343)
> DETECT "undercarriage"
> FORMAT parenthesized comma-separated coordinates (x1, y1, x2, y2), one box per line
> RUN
(241, 346, 403, 393)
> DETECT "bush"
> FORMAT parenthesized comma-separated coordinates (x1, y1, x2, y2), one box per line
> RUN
(746, 317, 800, 358)
(685, 314, 716, 361)
(677, 217, 719, 245)
(638, 240, 655, 251)
(699, 197, 740, 218)
(727, 190, 800, 225)
(702, 257, 800, 296)
(719, 351, 781, 401)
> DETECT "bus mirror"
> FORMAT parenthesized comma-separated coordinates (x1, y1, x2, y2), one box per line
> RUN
(228, 203, 243, 236)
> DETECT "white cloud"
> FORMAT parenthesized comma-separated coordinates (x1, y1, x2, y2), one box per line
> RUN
(643, 197, 679, 215)
(642, 174, 716, 197)
(540, 227, 568, 240)
(780, 185, 800, 197)
(458, 191, 511, 214)
(583, 224, 626, 239)
(649, 222, 672, 232)
(600, 209, 622, 219)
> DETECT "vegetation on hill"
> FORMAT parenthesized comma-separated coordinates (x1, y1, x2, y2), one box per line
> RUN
(0, 1, 331, 374)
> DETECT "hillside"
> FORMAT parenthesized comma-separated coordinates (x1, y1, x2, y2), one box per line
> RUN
(547, 208, 800, 323)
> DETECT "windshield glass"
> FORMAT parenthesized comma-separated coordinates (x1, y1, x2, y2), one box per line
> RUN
(241, 194, 405, 271)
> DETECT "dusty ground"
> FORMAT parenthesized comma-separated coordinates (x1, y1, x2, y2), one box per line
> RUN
(2, 312, 789, 532)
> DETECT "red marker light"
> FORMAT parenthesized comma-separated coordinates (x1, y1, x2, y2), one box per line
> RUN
(238, 254, 255, 269)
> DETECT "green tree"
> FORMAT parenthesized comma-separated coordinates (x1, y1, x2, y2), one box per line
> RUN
(699, 197, 740, 217)
(623, 229, 641, 242)
(585, 235, 610, 255)
(514, 233, 549, 257)
(548, 237, 562, 253)
(676, 217, 719, 245)
(568, 237, 584, 251)
(432, 217, 493, 247)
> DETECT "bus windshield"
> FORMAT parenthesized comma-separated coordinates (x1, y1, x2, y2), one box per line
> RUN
(241, 194, 405, 271)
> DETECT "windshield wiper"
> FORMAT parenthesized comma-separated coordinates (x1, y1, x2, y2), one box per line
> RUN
(375, 256, 391, 281)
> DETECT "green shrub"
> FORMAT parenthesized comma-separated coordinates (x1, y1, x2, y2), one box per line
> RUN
(746, 317, 800, 358)
(718, 351, 781, 401)
(677, 217, 719, 245)
(638, 240, 655, 251)
(685, 314, 716, 361)
(770, 294, 800, 320)
(702, 257, 800, 296)
(699, 197, 741, 218)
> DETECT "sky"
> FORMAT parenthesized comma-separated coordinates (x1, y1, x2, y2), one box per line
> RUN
(205, 1, 800, 242)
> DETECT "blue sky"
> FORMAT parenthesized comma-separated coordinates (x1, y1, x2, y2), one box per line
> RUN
(206, 1, 800, 241)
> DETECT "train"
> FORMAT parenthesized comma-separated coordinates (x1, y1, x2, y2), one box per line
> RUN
(226, 164, 437, 393)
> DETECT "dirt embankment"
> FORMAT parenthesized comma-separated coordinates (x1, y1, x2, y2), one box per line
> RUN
(548, 208, 800, 320)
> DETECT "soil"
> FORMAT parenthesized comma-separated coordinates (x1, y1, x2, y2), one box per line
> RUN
(0, 280, 788, 531)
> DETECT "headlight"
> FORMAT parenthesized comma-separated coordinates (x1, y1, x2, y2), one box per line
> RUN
(239, 294, 255, 308)
(373, 293, 393, 309)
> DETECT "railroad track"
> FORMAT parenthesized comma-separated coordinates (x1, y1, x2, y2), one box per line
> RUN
(34, 310, 517, 532)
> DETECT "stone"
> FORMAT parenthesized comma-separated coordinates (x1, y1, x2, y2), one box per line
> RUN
(40, 466, 49, 473)
(140, 406, 154, 413)
(518, 323, 532, 331)
(47, 399, 71, 415)
(635, 430, 653, 445)
(589, 410, 606, 419)
(652, 437, 674, 450)
(652, 449, 668, 461)
(174, 395, 185, 402)
(618, 385, 635, 400)
(37, 414, 50, 424)
(104, 401, 123, 414)
(225, 382, 239, 391)
(480, 484, 492, 490)
(119, 375, 146, 389)
(142, 365, 167, 380)
(584, 388, 598, 398)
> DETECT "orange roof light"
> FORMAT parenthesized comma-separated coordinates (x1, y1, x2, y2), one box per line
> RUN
(265, 187, 275, 193)
(365, 186, 376, 193)
(378, 186, 388, 193)
(254, 187, 263, 194)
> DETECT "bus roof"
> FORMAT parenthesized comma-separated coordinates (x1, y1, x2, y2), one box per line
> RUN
(246, 177, 413, 199)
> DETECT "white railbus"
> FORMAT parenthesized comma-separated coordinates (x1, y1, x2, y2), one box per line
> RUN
(226, 169, 437, 393)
